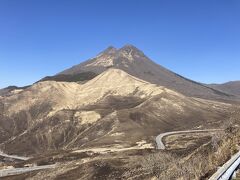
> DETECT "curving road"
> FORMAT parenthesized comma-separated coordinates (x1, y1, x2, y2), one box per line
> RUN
(156, 129, 223, 150)
(0, 164, 56, 177)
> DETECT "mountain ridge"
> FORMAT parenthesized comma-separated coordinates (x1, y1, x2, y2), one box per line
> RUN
(0, 68, 232, 155)
(209, 81, 240, 96)
(58, 44, 236, 101)
(1, 45, 238, 103)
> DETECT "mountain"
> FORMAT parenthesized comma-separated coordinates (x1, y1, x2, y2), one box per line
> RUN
(0, 69, 231, 156)
(209, 81, 240, 96)
(58, 45, 234, 101)
(0, 45, 238, 179)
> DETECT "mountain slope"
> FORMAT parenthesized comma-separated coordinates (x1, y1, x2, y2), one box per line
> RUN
(209, 81, 240, 96)
(0, 86, 29, 97)
(59, 45, 234, 101)
(38, 72, 97, 83)
(0, 69, 231, 155)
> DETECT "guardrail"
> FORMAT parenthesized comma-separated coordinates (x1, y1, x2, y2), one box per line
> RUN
(209, 150, 240, 180)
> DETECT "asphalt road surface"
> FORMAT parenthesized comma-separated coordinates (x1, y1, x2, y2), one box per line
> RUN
(0, 150, 56, 177)
(0, 151, 29, 161)
(156, 129, 223, 150)
(0, 164, 56, 177)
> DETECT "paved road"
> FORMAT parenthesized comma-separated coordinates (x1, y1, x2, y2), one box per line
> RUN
(0, 164, 56, 177)
(156, 129, 223, 150)
(0, 151, 29, 161)
(0, 150, 56, 177)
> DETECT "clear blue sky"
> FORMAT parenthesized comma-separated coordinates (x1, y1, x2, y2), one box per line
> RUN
(0, 0, 240, 88)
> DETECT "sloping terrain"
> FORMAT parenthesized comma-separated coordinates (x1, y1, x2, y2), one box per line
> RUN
(59, 45, 235, 101)
(209, 81, 240, 96)
(0, 86, 19, 97)
(39, 72, 97, 83)
(0, 69, 231, 156)
(0, 86, 29, 97)
(4, 112, 240, 180)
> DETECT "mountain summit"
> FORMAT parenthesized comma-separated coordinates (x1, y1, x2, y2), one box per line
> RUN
(98, 46, 117, 55)
(59, 45, 233, 100)
(100, 44, 145, 57)
(59, 45, 148, 74)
